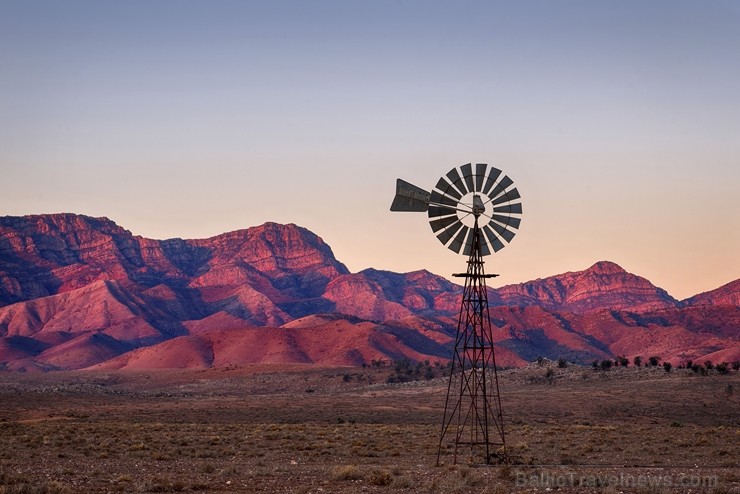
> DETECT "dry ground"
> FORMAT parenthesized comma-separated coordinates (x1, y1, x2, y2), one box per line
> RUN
(0, 363, 738, 493)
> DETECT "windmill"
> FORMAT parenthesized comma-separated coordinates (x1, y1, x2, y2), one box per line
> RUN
(390, 163, 523, 465)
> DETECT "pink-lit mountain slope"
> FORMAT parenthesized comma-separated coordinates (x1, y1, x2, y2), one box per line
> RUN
(684, 279, 740, 307)
(0, 214, 737, 371)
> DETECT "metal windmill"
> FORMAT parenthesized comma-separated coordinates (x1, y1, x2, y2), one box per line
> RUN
(390, 163, 522, 465)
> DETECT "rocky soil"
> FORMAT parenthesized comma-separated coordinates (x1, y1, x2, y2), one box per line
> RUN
(0, 363, 738, 493)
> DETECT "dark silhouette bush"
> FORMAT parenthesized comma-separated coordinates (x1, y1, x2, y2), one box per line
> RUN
(557, 358, 568, 368)
(663, 362, 672, 373)
(545, 368, 555, 384)
(715, 362, 729, 375)
(633, 356, 643, 367)
(704, 360, 714, 370)
(600, 359, 613, 371)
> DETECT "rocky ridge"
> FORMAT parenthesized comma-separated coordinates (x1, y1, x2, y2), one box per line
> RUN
(0, 213, 738, 371)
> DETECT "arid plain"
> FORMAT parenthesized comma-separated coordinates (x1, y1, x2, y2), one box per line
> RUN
(1, 363, 738, 494)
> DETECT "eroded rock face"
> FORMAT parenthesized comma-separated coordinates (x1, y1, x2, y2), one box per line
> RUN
(0, 215, 349, 306)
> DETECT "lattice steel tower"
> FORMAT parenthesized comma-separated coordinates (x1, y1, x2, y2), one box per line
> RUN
(390, 163, 522, 465)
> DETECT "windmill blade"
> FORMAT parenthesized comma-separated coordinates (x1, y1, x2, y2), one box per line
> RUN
(491, 187, 521, 206)
(461, 163, 475, 193)
(482, 225, 505, 252)
(493, 203, 523, 214)
(430, 190, 459, 208)
(428, 205, 457, 218)
(492, 214, 521, 229)
(475, 163, 487, 192)
(390, 178, 431, 212)
(430, 215, 460, 233)
(448, 226, 469, 254)
(479, 234, 491, 256)
(463, 228, 490, 256)
(489, 175, 514, 202)
(482, 167, 502, 195)
(434, 176, 462, 200)
(488, 218, 516, 242)
(437, 220, 464, 244)
(446, 168, 469, 197)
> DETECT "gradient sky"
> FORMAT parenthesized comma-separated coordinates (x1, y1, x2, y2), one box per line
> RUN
(1, 1, 739, 300)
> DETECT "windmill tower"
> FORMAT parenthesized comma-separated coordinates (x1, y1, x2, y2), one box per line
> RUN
(390, 163, 523, 465)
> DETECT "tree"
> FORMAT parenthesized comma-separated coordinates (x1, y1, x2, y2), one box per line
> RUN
(633, 356, 643, 367)
(663, 362, 672, 373)
(557, 357, 568, 368)
(648, 356, 661, 367)
(600, 359, 613, 371)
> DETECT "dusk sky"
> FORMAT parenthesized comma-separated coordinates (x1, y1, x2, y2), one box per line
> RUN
(2, 1, 739, 299)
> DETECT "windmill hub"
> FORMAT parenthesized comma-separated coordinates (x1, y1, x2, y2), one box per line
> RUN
(471, 194, 485, 217)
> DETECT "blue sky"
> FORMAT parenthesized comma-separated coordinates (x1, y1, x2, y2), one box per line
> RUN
(1, 1, 739, 299)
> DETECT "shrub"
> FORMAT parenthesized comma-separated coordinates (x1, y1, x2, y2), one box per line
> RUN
(600, 359, 613, 371)
(557, 358, 568, 368)
(648, 356, 661, 367)
(633, 356, 643, 367)
(386, 359, 442, 383)
(332, 465, 363, 481)
(663, 362, 672, 373)
(732, 361, 740, 371)
(704, 360, 714, 370)
(367, 469, 393, 486)
(715, 362, 729, 375)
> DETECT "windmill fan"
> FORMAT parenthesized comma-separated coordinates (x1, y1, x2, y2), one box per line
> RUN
(390, 163, 522, 255)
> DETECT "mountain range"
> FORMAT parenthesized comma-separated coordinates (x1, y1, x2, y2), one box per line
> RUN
(0, 213, 737, 372)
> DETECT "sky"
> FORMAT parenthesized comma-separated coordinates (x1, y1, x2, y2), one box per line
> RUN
(1, 1, 739, 300)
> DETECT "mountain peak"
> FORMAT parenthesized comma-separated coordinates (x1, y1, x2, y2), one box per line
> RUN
(585, 261, 627, 276)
